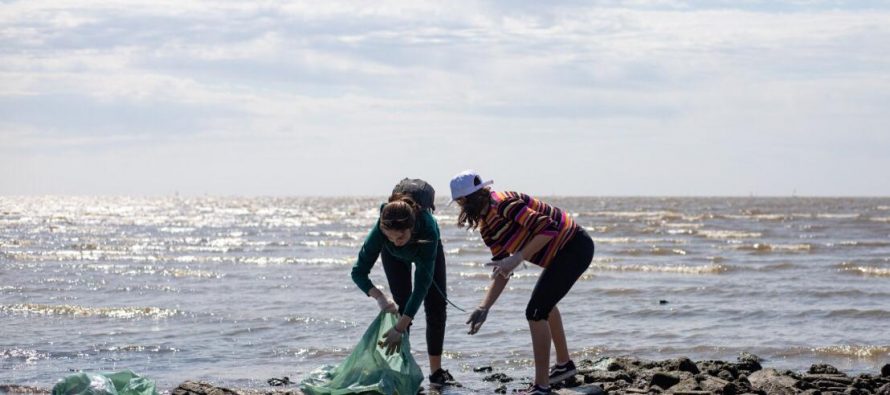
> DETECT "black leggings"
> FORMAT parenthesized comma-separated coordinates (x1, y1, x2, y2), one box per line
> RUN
(381, 240, 447, 356)
(526, 229, 594, 321)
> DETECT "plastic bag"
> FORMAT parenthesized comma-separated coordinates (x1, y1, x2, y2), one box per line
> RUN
(301, 312, 423, 395)
(51, 370, 158, 395)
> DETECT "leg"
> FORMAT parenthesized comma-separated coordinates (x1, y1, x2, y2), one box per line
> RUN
(525, 231, 594, 387)
(424, 241, 448, 371)
(381, 248, 412, 317)
(548, 306, 571, 365)
(529, 318, 553, 387)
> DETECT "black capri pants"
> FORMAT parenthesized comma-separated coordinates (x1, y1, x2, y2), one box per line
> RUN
(526, 229, 595, 321)
(381, 240, 447, 356)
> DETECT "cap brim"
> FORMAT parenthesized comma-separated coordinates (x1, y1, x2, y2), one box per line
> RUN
(448, 180, 493, 205)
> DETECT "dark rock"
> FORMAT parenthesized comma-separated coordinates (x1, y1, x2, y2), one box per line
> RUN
(650, 372, 681, 390)
(473, 366, 493, 373)
(718, 369, 735, 381)
(799, 390, 822, 395)
(805, 374, 855, 388)
(748, 368, 797, 395)
(583, 370, 632, 383)
(809, 364, 841, 375)
(0, 385, 51, 394)
(482, 373, 513, 383)
(172, 381, 241, 395)
(494, 384, 507, 394)
(663, 357, 701, 375)
(877, 382, 890, 395)
(737, 352, 763, 372)
(659, 300, 669, 305)
(553, 384, 605, 395)
(723, 381, 740, 395)
(883, 364, 890, 378)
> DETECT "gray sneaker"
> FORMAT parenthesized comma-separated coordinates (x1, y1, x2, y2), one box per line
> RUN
(428, 368, 459, 387)
(548, 360, 578, 385)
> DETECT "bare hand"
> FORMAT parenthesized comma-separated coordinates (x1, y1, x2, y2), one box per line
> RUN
(466, 307, 489, 335)
(378, 327, 403, 355)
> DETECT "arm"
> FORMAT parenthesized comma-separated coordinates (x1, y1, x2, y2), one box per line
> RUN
(350, 222, 384, 296)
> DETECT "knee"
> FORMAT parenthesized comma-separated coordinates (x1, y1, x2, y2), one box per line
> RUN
(525, 305, 551, 321)
(425, 305, 447, 326)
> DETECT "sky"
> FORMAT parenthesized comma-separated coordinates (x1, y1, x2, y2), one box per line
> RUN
(1, 0, 889, 197)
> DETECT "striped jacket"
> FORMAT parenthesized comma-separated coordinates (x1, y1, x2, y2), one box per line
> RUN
(481, 191, 579, 268)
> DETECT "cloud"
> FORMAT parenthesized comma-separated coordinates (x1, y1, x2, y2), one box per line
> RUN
(1, 0, 889, 195)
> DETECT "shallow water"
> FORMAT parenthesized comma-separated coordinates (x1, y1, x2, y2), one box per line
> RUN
(2, 196, 889, 391)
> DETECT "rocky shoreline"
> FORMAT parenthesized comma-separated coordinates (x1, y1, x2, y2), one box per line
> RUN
(3, 354, 888, 395)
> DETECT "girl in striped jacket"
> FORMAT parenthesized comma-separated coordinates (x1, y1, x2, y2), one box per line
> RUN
(449, 170, 595, 395)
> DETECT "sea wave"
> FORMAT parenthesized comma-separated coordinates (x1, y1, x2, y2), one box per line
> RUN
(0, 348, 49, 363)
(837, 262, 890, 277)
(614, 247, 688, 256)
(0, 303, 180, 319)
(70, 263, 223, 278)
(592, 237, 687, 245)
(588, 263, 728, 275)
(734, 243, 812, 253)
(774, 345, 890, 359)
(696, 230, 763, 239)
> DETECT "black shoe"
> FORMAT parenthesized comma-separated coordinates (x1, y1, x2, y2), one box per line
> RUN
(548, 360, 577, 385)
(428, 368, 459, 387)
(519, 384, 552, 395)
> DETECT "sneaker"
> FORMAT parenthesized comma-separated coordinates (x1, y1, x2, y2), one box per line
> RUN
(549, 360, 578, 385)
(428, 368, 459, 387)
(518, 384, 552, 395)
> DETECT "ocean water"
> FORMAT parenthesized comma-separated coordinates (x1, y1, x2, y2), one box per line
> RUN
(2, 196, 889, 392)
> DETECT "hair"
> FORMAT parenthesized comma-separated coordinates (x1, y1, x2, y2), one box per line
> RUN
(456, 187, 491, 230)
(380, 193, 422, 232)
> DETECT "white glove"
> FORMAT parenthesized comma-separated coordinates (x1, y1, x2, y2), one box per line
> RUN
(485, 254, 524, 279)
(375, 294, 399, 314)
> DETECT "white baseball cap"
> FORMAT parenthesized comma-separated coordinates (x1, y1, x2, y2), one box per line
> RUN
(449, 169, 493, 202)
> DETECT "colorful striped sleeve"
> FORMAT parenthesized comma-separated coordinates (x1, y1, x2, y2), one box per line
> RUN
(496, 194, 558, 237)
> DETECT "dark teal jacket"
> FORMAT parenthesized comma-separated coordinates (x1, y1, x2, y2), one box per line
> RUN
(350, 209, 439, 319)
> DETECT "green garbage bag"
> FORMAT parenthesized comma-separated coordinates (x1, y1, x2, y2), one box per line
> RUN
(301, 312, 423, 395)
(52, 370, 158, 395)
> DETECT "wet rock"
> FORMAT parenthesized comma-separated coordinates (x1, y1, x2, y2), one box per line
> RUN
(494, 384, 507, 394)
(696, 374, 729, 393)
(668, 377, 700, 393)
(173, 381, 241, 395)
(0, 385, 51, 394)
(650, 372, 681, 390)
(736, 352, 763, 373)
(877, 382, 890, 395)
(472, 365, 493, 373)
(482, 373, 513, 383)
(663, 357, 700, 375)
(809, 364, 841, 375)
(554, 384, 605, 395)
(748, 368, 797, 395)
(883, 364, 890, 377)
(717, 369, 735, 381)
(583, 370, 632, 383)
(171, 381, 301, 395)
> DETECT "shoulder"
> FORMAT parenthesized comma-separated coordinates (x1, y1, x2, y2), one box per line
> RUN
(417, 210, 440, 236)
